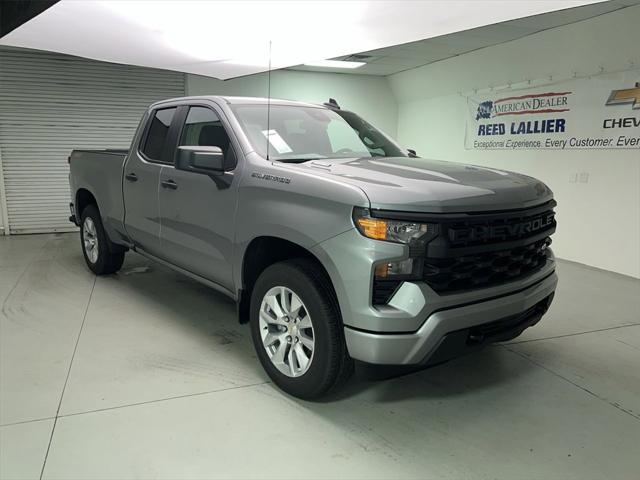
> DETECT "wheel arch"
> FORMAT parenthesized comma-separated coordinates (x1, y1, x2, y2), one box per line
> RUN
(75, 188, 99, 218)
(237, 236, 340, 324)
(76, 189, 127, 254)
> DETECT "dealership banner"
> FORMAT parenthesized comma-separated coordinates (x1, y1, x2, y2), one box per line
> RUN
(465, 70, 639, 150)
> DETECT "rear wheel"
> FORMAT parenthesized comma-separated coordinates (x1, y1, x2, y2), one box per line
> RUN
(80, 204, 125, 275)
(250, 259, 353, 399)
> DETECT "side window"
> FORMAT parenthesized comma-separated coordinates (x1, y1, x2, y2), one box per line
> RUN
(142, 107, 177, 162)
(179, 106, 231, 158)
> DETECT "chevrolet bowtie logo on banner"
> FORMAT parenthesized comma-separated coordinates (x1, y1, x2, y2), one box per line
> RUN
(606, 82, 640, 110)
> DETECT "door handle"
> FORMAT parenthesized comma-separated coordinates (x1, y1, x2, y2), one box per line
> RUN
(161, 179, 178, 190)
(125, 173, 138, 182)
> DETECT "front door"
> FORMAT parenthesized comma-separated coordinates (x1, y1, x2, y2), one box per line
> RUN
(158, 105, 239, 291)
(123, 106, 179, 258)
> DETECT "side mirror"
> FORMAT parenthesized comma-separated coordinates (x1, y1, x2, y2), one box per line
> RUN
(176, 146, 225, 173)
(407, 148, 418, 158)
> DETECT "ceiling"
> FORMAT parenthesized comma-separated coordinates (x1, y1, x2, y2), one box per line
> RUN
(0, 0, 607, 80)
(292, 0, 640, 76)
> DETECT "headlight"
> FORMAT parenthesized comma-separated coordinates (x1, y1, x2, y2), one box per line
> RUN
(353, 207, 432, 244)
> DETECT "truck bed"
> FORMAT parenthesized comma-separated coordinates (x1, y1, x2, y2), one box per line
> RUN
(69, 148, 129, 242)
(70, 148, 129, 157)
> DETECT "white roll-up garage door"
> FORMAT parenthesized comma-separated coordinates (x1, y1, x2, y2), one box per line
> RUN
(0, 47, 185, 234)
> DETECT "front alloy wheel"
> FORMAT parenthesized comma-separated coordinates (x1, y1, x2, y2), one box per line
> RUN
(249, 259, 354, 399)
(259, 286, 315, 377)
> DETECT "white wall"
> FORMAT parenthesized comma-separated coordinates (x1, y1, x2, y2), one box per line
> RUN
(187, 70, 398, 137)
(389, 6, 640, 278)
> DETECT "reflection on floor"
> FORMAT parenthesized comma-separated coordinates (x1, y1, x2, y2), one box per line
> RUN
(1, 233, 639, 479)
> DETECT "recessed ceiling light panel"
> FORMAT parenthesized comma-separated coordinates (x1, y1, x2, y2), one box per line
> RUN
(303, 60, 366, 69)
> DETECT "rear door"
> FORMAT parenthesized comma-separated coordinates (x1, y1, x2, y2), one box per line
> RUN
(123, 106, 179, 257)
(158, 104, 240, 291)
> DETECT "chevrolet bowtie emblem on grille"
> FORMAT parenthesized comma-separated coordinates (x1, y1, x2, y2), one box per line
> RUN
(605, 82, 640, 109)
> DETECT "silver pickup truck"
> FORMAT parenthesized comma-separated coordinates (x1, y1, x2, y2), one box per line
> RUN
(68, 96, 557, 399)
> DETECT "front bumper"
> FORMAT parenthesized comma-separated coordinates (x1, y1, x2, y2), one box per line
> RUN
(343, 270, 557, 365)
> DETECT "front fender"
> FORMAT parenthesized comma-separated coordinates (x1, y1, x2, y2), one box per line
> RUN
(232, 158, 369, 292)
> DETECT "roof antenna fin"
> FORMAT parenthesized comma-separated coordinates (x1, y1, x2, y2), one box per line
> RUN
(324, 98, 340, 109)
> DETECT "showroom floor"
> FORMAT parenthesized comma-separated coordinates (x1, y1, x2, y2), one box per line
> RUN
(0, 233, 638, 480)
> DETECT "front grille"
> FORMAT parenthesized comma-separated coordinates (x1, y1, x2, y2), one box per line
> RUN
(371, 201, 556, 304)
(423, 237, 551, 294)
(445, 204, 555, 249)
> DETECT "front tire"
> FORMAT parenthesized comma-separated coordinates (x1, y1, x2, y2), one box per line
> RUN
(250, 259, 353, 399)
(80, 204, 125, 275)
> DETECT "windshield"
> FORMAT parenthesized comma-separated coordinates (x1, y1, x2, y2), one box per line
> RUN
(231, 104, 406, 162)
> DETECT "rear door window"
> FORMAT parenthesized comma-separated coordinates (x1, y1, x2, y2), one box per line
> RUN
(141, 107, 177, 162)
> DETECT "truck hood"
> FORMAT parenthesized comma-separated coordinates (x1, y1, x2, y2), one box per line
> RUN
(287, 157, 553, 213)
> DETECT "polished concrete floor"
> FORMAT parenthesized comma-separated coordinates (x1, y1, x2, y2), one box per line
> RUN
(1, 233, 639, 480)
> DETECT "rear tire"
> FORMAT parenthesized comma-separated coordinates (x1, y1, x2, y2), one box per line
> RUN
(80, 204, 125, 275)
(250, 259, 353, 399)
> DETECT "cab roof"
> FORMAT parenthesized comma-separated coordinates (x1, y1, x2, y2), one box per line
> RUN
(152, 95, 327, 110)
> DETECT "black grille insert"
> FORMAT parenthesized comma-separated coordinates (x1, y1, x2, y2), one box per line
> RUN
(372, 279, 401, 305)
(446, 208, 555, 248)
(423, 238, 551, 294)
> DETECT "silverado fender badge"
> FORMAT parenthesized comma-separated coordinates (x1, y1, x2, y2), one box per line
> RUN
(251, 172, 291, 184)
